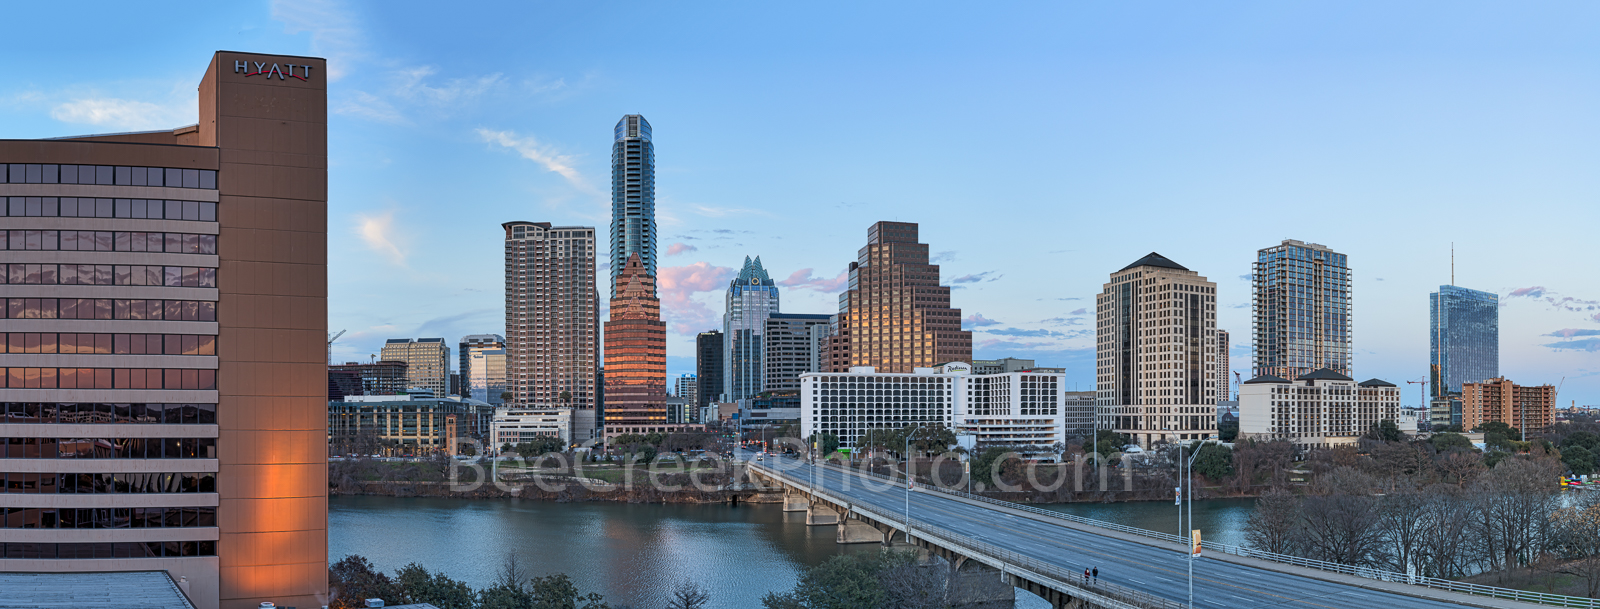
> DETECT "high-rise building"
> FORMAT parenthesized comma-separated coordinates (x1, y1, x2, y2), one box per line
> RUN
(1217, 329, 1231, 401)
(1462, 377, 1554, 433)
(724, 256, 780, 402)
(695, 330, 723, 409)
(0, 51, 328, 608)
(459, 334, 506, 403)
(609, 115, 655, 298)
(763, 313, 832, 392)
(603, 254, 668, 436)
(833, 221, 971, 373)
(380, 338, 450, 397)
(1095, 253, 1221, 447)
(1252, 240, 1352, 380)
(1431, 285, 1499, 397)
(675, 374, 698, 405)
(329, 360, 409, 399)
(503, 222, 600, 440)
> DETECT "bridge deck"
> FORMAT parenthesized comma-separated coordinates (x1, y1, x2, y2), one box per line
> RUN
(754, 455, 1536, 609)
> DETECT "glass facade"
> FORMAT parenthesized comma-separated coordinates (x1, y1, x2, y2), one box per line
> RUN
(609, 115, 656, 299)
(602, 254, 667, 428)
(724, 256, 779, 402)
(1430, 285, 1498, 396)
(1252, 240, 1352, 379)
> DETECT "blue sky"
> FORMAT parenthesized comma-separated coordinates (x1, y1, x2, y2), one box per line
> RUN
(3, 1, 1597, 407)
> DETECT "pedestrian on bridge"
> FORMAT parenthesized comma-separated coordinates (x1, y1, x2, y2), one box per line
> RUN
(1092, 567, 1098, 584)
(1083, 567, 1090, 586)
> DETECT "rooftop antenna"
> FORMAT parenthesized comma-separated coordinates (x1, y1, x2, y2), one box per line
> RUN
(1450, 243, 1455, 286)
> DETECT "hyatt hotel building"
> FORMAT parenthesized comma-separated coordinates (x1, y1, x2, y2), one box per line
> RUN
(0, 52, 328, 608)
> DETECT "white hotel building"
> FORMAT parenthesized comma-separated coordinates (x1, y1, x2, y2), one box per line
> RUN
(800, 363, 1067, 453)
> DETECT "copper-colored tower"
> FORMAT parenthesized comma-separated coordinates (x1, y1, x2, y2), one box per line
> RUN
(833, 221, 970, 373)
(602, 254, 666, 434)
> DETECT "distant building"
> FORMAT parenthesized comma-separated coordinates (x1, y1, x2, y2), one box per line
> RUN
(1252, 240, 1352, 379)
(745, 391, 802, 430)
(724, 256, 780, 402)
(609, 114, 656, 298)
(1095, 252, 1221, 447)
(1063, 391, 1096, 437)
(1430, 395, 1464, 429)
(763, 313, 832, 392)
(603, 254, 670, 437)
(460, 334, 508, 403)
(1431, 285, 1499, 397)
(829, 221, 971, 373)
(972, 358, 1035, 375)
(503, 222, 599, 440)
(381, 338, 451, 397)
(1462, 377, 1554, 432)
(492, 407, 572, 448)
(695, 330, 723, 409)
(329, 360, 409, 399)
(1238, 369, 1400, 450)
(666, 396, 692, 425)
(329, 395, 483, 456)
(676, 374, 698, 404)
(1217, 329, 1231, 401)
(801, 363, 1068, 454)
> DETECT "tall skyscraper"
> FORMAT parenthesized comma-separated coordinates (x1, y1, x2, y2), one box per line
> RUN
(1217, 329, 1231, 401)
(695, 330, 723, 409)
(1431, 285, 1499, 397)
(380, 338, 450, 397)
(1252, 239, 1352, 380)
(503, 222, 599, 438)
(763, 313, 833, 392)
(603, 254, 667, 434)
(0, 51, 328, 608)
(833, 221, 970, 373)
(460, 334, 507, 403)
(609, 115, 655, 298)
(1095, 253, 1220, 447)
(724, 256, 780, 401)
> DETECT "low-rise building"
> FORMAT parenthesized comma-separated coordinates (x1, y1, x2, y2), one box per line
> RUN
(800, 363, 1068, 454)
(1238, 369, 1400, 450)
(328, 394, 482, 456)
(1462, 377, 1555, 432)
(491, 407, 572, 448)
(1063, 391, 1096, 437)
(328, 360, 409, 400)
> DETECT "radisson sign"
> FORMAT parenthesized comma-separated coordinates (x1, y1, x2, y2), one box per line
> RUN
(234, 60, 314, 81)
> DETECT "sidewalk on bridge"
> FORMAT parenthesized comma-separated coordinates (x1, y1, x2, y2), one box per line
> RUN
(921, 487, 1553, 609)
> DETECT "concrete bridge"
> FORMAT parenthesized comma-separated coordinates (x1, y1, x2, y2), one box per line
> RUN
(747, 455, 1551, 609)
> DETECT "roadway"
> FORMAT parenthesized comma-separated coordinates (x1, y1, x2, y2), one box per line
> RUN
(745, 450, 1483, 609)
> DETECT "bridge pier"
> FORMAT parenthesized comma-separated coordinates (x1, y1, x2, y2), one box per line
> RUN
(782, 490, 808, 512)
(945, 557, 1017, 608)
(1011, 575, 1086, 609)
(806, 502, 840, 526)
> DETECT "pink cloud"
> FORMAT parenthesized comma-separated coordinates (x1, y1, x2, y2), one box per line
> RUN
(666, 242, 697, 256)
(964, 313, 1000, 328)
(777, 268, 847, 292)
(657, 262, 736, 335)
(1508, 286, 1547, 298)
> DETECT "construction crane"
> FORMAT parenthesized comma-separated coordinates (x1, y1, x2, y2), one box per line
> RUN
(1406, 378, 1429, 412)
(327, 329, 346, 365)
(1233, 371, 1242, 402)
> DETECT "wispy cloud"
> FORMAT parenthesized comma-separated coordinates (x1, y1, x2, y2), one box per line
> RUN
(1069, 308, 1088, 316)
(394, 66, 504, 105)
(333, 90, 403, 123)
(688, 205, 770, 218)
(963, 313, 1000, 328)
(984, 328, 1063, 338)
(658, 262, 736, 335)
(951, 271, 1002, 284)
(476, 128, 594, 194)
(666, 243, 698, 256)
(1238, 274, 1253, 281)
(1547, 329, 1600, 338)
(1509, 286, 1548, 299)
(930, 251, 957, 263)
(50, 97, 192, 132)
(271, 0, 364, 82)
(355, 210, 406, 265)
(1038, 317, 1085, 326)
(777, 268, 848, 292)
(1506, 287, 1600, 313)
(1546, 338, 1600, 352)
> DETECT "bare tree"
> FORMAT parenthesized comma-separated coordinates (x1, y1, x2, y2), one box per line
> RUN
(495, 552, 528, 590)
(1376, 488, 1429, 574)
(878, 560, 947, 609)
(1552, 493, 1600, 597)
(1415, 484, 1478, 579)
(1469, 457, 1561, 583)
(665, 579, 711, 609)
(1245, 487, 1300, 555)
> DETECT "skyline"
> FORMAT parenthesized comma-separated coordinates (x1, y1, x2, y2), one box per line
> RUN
(0, 2, 1595, 407)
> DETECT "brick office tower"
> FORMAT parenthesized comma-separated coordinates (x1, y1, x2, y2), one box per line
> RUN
(602, 254, 667, 436)
(502, 222, 598, 440)
(0, 51, 327, 608)
(831, 221, 970, 373)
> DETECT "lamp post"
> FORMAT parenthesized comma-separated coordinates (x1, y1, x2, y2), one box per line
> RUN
(1180, 435, 1215, 609)
(904, 423, 924, 543)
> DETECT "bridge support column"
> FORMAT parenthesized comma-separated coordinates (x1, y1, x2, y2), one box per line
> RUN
(837, 518, 884, 544)
(782, 491, 808, 512)
(806, 503, 840, 526)
(945, 557, 1016, 608)
(1010, 575, 1084, 609)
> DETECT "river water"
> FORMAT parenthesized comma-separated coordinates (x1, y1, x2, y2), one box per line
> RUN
(329, 495, 1256, 608)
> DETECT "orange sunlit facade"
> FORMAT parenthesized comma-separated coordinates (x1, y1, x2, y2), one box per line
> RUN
(602, 254, 667, 436)
(832, 221, 971, 373)
(1462, 377, 1555, 432)
(0, 51, 328, 609)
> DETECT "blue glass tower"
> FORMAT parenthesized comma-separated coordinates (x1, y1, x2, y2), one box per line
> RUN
(723, 256, 780, 402)
(1252, 240, 1352, 379)
(1430, 285, 1498, 396)
(610, 114, 656, 298)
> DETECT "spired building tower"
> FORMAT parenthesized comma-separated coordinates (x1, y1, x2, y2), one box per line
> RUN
(1431, 285, 1498, 397)
(503, 222, 600, 440)
(723, 256, 779, 402)
(1095, 253, 1221, 447)
(602, 254, 668, 435)
(0, 52, 328, 608)
(1252, 239, 1352, 380)
(609, 115, 655, 299)
(833, 221, 970, 373)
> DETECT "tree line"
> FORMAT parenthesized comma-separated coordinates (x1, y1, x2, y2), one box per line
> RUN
(329, 554, 712, 609)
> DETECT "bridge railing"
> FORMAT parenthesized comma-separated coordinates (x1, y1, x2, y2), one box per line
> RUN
(782, 457, 1600, 609)
(756, 462, 1181, 609)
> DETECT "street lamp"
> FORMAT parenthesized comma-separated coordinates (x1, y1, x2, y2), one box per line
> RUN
(1178, 434, 1216, 609)
(904, 423, 924, 543)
